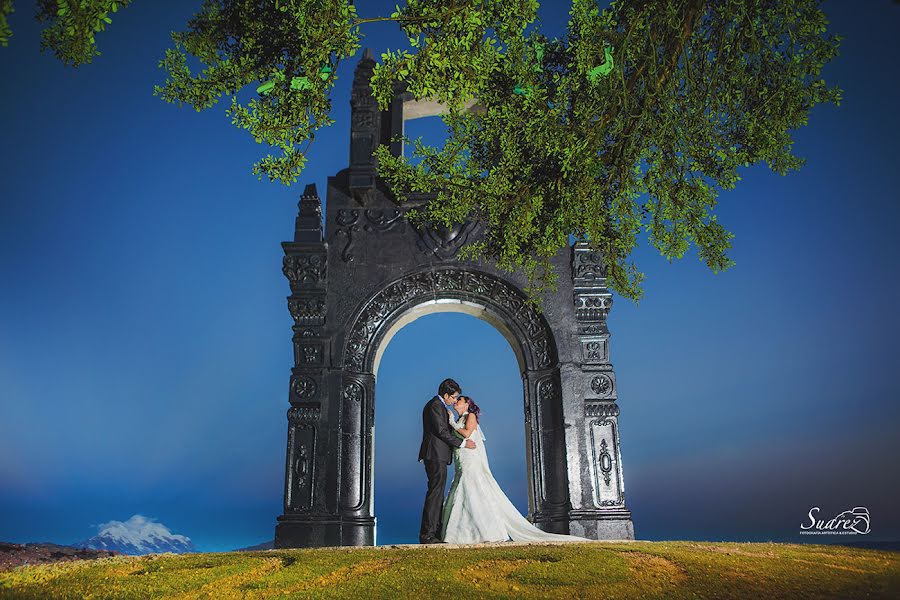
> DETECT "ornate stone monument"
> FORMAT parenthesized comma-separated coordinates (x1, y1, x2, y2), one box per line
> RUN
(274, 50, 635, 548)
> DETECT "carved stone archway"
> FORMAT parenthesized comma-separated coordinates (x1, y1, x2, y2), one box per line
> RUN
(274, 50, 634, 547)
(337, 268, 569, 542)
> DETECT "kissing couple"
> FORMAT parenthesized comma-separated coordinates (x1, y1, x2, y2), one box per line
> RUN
(418, 378, 588, 544)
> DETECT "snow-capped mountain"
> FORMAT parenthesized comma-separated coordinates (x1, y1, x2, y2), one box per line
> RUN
(76, 514, 195, 556)
(233, 539, 275, 551)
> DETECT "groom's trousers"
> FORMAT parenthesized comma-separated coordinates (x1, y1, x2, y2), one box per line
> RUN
(420, 459, 448, 542)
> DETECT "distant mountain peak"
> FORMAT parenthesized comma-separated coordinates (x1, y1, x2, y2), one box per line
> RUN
(233, 539, 275, 551)
(77, 514, 194, 556)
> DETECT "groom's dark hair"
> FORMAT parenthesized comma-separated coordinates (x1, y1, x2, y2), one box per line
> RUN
(438, 378, 461, 398)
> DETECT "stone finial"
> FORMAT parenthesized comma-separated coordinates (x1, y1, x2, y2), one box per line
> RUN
(349, 49, 382, 204)
(294, 184, 323, 243)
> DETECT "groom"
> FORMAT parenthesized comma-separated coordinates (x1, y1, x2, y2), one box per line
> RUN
(418, 377, 476, 544)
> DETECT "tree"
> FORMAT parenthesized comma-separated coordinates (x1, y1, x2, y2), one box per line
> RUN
(1, 1, 133, 64)
(2, 0, 842, 303)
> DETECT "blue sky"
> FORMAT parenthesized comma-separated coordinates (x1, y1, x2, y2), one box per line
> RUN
(1, 1, 898, 552)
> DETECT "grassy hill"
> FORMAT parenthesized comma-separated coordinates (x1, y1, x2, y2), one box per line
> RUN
(1, 540, 898, 599)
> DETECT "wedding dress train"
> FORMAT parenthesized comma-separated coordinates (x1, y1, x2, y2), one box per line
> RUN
(440, 413, 588, 544)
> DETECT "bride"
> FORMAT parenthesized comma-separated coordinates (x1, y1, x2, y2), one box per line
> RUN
(440, 395, 588, 544)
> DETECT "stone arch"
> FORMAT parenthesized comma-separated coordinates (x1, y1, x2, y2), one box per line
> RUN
(274, 51, 634, 549)
(336, 268, 571, 543)
(343, 268, 557, 375)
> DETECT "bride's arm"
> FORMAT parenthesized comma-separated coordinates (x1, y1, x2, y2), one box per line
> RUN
(456, 413, 478, 439)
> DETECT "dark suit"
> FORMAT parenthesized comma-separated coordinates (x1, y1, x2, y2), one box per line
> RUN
(419, 395, 463, 542)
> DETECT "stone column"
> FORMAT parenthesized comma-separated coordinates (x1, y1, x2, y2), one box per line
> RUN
(274, 185, 336, 547)
(566, 242, 635, 539)
(522, 369, 572, 534)
(338, 370, 376, 545)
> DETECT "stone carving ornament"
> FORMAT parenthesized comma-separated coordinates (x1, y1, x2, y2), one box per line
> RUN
(589, 417, 625, 507)
(344, 269, 555, 372)
(291, 376, 318, 401)
(283, 254, 326, 288)
(334, 209, 406, 263)
(590, 374, 613, 396)
(574, 293, 613, 321)
(334, 210, 360, 263)
(287, 405, 319, 512)
(342, 380, 363, 403)
(415, 220, 480, 259)
(538, 378, 558, 404)
(598, 438, 613, 486)
(287, 405, 321, 427)
(288, 297, 326, 326)
(584, 402, 619, 418)
(574, 249, 607, 282)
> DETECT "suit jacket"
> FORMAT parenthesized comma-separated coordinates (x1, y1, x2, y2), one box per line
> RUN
(418, 396, 463, 464)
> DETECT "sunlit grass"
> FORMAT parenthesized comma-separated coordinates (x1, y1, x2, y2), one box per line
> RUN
(1, 540, 897, 599)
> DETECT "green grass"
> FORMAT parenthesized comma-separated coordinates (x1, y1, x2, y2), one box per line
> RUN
(1, 541, 897, 599)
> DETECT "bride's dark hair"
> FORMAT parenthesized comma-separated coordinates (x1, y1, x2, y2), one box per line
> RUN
(460, 395, 481, 422)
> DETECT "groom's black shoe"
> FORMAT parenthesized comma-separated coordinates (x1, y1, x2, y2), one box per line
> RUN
(420, 537, 446, 544)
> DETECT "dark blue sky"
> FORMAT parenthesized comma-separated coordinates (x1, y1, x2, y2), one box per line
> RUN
(1, 1, 898, 552)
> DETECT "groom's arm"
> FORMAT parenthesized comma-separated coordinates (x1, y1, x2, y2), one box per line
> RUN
(427, 401, 473, 449)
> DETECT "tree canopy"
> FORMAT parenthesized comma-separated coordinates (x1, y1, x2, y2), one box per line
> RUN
(2, 0, 843, 302)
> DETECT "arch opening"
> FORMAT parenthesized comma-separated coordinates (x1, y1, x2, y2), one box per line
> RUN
(373, 298, 527, 377)
(372, 311, 527, 545)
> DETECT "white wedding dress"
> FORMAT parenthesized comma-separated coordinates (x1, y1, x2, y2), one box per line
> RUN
(440, 412, 588, 544)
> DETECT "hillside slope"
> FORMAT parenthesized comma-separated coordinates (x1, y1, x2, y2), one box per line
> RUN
(1, 540, 898, 599)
